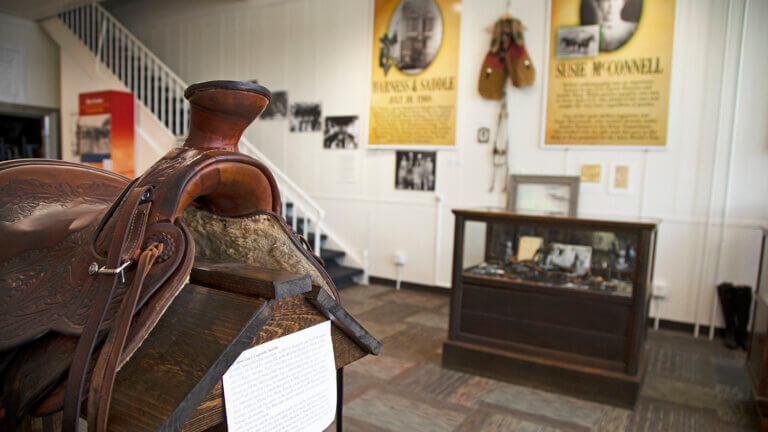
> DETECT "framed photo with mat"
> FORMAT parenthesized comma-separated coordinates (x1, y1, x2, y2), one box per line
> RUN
(507, 175, 580, 217)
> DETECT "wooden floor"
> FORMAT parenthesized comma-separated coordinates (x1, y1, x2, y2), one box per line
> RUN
(328, 283, 759, 432)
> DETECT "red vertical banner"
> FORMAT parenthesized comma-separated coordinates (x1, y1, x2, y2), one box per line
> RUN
(78, 90, 135, 178)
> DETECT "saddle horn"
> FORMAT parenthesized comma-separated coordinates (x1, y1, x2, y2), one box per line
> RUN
(183, 80, 271, 153)
(138, 80, 281, 224)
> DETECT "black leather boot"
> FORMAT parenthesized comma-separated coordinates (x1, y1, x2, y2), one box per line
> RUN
(734, 286, 753, 350)
(717, 283, 738, 350)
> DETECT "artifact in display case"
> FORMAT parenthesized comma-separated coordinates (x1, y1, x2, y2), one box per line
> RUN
(444, 208, 659, 407)
(464, 222, 637, 297)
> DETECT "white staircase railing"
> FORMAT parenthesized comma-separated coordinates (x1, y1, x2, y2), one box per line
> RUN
(57, 3, 331, 257)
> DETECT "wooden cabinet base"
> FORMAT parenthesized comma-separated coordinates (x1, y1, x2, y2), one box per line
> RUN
(442, 339, 644, 408)
(747, 229, 768, 430)
(752, 396, 768, 431)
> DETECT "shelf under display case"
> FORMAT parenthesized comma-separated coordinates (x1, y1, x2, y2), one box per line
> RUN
(443, 208, 659, 407)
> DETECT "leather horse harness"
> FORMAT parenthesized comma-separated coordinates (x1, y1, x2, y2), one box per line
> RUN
(0, 81, 339, 431)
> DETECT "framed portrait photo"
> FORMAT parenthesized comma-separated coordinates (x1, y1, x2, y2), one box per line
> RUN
(507, 175, 580, 217)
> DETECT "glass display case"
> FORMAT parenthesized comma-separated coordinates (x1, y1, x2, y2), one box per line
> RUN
(443, 208, 659, 408)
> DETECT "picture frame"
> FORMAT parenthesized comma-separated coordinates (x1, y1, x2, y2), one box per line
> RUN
(507, 175, 580, 217)
(608, 162, 635, 195)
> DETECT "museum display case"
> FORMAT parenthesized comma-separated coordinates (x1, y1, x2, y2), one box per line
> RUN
(747, 227, 768, 430)
(443, 208, 659, 407)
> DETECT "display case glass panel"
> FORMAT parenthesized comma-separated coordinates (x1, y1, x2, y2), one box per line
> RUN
(462, 217, 639, 297)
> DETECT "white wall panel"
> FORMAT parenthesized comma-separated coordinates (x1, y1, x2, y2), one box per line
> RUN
(107, 0, 768, 328)
(0, 13, 59, 107)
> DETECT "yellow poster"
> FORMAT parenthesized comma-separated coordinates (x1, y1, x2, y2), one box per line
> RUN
(544, 0, 676, 147)
(613, 164, 630, 189)
(369, 0, 461, 147)
(580, 163, 602, 183)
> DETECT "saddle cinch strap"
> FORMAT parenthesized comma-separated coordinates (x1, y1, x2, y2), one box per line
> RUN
(0, 81, 343, 432)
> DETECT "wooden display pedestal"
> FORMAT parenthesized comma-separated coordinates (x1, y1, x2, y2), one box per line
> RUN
(44, 259, 378, 431)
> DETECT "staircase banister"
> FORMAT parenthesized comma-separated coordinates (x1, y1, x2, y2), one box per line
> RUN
(61, 3, 328, 245)
(239, 137, 326, 219)
(90, 3, 188, 91)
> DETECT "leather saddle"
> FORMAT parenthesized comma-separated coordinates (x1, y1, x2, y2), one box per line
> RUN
(0, 81, 340, 432)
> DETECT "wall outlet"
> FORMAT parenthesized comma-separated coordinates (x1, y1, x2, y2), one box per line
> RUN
(394, 251, 406, 266)
(652, 282, 669, 299)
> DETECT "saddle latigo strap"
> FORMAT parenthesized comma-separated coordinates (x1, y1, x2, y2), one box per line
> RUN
(61, 185, 155, 432)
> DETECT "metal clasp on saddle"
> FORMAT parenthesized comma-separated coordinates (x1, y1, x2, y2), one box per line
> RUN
(88, 261, 132, 283)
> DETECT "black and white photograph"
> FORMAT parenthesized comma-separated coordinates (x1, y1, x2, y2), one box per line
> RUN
(385, 0, 444, 75)
(556, 25, 600, 59)
(289, 102, 321, 132)
(550, 243, 593, 275)
(395, 150, 436, 191)
(77, 113, 111, 162)
(323, 116, 359, 149)
(581, 0, 643, 52)
(260, 90, 287, 120)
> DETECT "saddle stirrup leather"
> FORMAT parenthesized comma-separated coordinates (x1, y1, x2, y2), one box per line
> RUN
(0, 80, 341, 432)
(62, 186, 155, 432)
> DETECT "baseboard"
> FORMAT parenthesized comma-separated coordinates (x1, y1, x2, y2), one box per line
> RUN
(648, 318, 727, 338)
(368, 276, 450, 296)
(369, 277, 729, 338)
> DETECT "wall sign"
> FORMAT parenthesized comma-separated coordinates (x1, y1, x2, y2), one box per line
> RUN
(609, 162, 634, 193)
(222, 321, 337, 432)
(368, 0, 462, 148)
(580, 163, 602, 183)
(0, 44, 26, 104)
(543, 0, 676, 148)
(78, 90, 135, 178)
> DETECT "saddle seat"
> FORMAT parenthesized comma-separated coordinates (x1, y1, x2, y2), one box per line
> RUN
(0, 160, 129, 347)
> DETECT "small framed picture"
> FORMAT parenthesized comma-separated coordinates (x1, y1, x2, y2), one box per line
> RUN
(395, 151, 436, 191)
(324, 116, 359, 149)
(477, 127, 490, 143)
(609, 162, 634, 194)
(507, 175, 580, 217)
(579, 163, 603, 184)
(260, 91, 288, 120)
(289, 102, 322, 132)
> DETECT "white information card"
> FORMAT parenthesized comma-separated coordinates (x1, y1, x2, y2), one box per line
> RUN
(222, 320, 337, 432)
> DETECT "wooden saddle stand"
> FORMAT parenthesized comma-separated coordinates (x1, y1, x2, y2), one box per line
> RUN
(0, 80, 380, 432)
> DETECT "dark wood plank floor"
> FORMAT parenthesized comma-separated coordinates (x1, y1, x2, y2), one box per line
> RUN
(329, 284, 758, 432)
